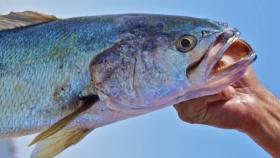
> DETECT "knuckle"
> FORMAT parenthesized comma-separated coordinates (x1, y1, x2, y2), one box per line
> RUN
(176, 104, 209, 124)
(184, 116, 197, 124)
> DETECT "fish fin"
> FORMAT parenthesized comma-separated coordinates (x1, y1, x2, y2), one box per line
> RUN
(29, 94, 99, 146)
(0, 11, 58, 31)
(30, 128, 94, 158)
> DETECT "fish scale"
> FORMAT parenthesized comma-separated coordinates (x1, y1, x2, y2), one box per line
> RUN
(0, 16, 118, 138)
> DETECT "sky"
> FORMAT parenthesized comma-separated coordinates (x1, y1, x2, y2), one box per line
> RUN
(0, 0, 279, 158)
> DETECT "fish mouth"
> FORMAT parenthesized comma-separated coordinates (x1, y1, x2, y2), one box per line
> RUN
(204, 28, 257, 88)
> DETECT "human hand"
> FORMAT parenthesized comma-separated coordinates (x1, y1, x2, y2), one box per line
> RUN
(175, 67, 280, 157)
(175, 67, 261, 130)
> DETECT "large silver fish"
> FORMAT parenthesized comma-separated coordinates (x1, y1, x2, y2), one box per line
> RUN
(0, 11, 256, 158)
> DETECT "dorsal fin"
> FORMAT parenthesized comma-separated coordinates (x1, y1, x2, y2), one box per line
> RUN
(0, 11, 59, 31)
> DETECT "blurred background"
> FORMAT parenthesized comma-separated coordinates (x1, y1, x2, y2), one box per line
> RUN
(0, 0, 279, 157)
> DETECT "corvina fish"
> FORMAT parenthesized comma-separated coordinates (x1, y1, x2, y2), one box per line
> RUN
(0, 11, 256, 158)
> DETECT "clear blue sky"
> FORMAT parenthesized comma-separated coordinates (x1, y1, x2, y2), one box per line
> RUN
(0, 0, 279, 158)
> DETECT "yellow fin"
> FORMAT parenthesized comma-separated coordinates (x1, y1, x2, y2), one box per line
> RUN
(0, 11, 58, 31)
(30, 128, 94, 158)
(29, 95, 99, 146)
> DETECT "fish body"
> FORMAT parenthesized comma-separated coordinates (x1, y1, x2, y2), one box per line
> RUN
(0, 12, 256, 157)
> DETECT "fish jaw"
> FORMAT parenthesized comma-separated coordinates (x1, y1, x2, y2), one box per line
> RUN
(174, 28, 257, 102)
(204, 29, 257, 90)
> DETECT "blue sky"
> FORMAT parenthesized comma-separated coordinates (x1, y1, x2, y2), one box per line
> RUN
(0, 0, 279, 157)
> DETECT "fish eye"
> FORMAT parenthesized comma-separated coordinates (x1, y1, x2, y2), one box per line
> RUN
(176, 35, 197, 53)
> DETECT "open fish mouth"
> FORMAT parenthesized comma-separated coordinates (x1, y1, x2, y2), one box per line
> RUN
(205, 28, 257, 87)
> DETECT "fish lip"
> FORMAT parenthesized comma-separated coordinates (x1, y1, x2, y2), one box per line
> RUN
(205, 28, 257, 82)
(205, 28, 240, 77)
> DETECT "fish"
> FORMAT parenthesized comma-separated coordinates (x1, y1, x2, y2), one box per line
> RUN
(0, 11, 257, 158)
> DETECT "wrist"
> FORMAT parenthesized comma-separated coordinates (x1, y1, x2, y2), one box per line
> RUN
(241, 91, 280, 157)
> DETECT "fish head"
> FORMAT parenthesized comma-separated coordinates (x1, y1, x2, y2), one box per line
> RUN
(92, 15, 256, 113)
(157, 16, 257, 95)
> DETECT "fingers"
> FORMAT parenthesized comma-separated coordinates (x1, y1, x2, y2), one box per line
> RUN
(174, 68, 260, 129)
(174, 93, 222, 124)
(175, 86, 236, 125)
(175, 100, 207, 124)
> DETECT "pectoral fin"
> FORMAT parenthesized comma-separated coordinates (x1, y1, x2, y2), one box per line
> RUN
(0, 11, 58, 31)
(31, 128, 94, 158)
(29, 94, 99, 146)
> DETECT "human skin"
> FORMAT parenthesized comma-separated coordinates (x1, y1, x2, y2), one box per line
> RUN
(175, 67, 280, 157)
